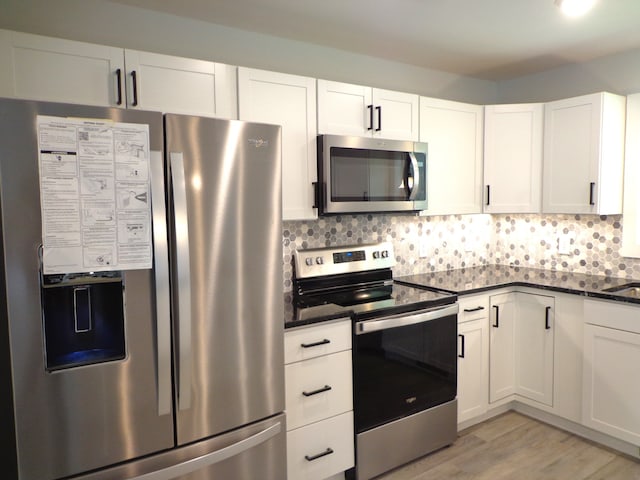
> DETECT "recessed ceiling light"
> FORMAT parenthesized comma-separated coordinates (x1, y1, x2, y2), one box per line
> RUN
(555, 0, 597, 17)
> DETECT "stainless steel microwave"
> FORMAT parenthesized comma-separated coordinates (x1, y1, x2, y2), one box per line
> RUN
(315, 135, 427, 215)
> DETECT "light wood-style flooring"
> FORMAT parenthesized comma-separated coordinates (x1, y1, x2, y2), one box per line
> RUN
(376, 412, 640, 479)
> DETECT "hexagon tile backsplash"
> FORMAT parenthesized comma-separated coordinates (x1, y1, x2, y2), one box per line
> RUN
(282, 213, 640, 292)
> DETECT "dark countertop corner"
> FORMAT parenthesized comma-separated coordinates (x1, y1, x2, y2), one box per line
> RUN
(395, 265, 640, 303)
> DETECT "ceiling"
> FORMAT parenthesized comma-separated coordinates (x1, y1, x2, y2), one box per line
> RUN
(108, 0, 640, 80)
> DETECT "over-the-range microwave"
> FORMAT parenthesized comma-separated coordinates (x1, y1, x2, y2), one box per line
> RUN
(315, 135, 427, 215)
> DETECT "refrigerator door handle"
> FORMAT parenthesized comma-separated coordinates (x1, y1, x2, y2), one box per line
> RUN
(170, 152, 192, 411)
(150, 151, 172, 416)
(128, 421, 283, 480)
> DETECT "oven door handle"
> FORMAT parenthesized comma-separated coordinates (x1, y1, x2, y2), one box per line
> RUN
(355, 303, 458, 334)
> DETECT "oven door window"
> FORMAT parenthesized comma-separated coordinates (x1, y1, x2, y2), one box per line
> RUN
(330, 147, 417, 202)
(354, 314, 457, 433)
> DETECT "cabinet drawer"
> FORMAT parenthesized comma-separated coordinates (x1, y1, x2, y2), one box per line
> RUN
(458, 295, 489, 323)
(285, 350, 353, 430)
(287, 411, 355, 480)
(285, 319, 351, 364)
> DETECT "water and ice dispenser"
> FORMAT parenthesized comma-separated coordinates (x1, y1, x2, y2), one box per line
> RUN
(40, 271, 126, 371)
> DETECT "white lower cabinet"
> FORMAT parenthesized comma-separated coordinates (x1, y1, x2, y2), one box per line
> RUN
(284, 319, 354, 480)
(489, 291, 554, 407)
(583, 299, 640, 445)
(287, 411, 354, 480)
(489, 292, 517, 403)
(457, 294, 489, 423)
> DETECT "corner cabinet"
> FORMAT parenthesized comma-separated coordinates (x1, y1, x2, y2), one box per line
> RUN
(238, 67, 318, 220)
(0, 29, 238, 118)
(418, 97, 484, 216)
(489, 291, 554, 407)
(284, 319, 355, 480)
(543, 92, 626, 214)
(317, 79, 419, 141)
(457, 294, 489, 424)
(483, 103, 543, 214)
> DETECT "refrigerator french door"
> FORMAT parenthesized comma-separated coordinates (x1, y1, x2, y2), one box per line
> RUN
(0, 98, 285, 480)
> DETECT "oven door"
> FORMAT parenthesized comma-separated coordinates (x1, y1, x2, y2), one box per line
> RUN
(317, 135, 427, 214)
(353, 303, 458, 433)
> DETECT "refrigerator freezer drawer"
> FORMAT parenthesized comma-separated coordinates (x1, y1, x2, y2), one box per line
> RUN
(70, 414, 286, 480)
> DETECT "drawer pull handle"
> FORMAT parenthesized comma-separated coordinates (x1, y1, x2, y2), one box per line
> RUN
(300, 339, 330, 348)
(492, 305, 499, 328)
(463, 306, 485, 313)
(305, 447, 334, 462)
(302, 385, 332, 397)
(458, 334, 465, 358)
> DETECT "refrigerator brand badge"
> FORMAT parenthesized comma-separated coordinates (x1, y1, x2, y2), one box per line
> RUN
(248, 138, 269, 148)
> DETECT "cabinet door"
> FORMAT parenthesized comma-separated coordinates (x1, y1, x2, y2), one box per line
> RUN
(484, 104, 543, 213)
(621, 93, 640, 257)
(317, 80, 372, 136)
(583, 324, 640, 445)
(543, 92, 625, 214)
(238, 67, 317, 220)
(124, 50, 237, 118)
(489, 293, 517, 403)
(419, 98, 483, 216)
(372, 88, 419, 141)
(515, 293, 554, 406)
(0, 30, 124, 107)
(458, 318, 489, 423)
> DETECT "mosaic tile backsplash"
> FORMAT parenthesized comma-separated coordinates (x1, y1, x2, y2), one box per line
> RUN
(282, 213, 640, 291)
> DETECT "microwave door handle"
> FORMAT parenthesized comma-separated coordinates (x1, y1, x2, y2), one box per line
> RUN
(170, 152, 192, 411)
(150, 150, 172, 416)
(407, 152, 420, 200)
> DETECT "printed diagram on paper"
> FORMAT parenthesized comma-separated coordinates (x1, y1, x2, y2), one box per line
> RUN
(37, 115, 152, 274)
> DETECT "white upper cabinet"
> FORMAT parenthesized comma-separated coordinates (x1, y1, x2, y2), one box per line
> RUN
(317, 79, 419, 141)
(0, 30, 124, 107)
(123, 50, 237, 118)
(621, 93, 640, 257)
(483, 104, 543, 214)
(418, 97, 483, 216)
(543, 92, 626, 214)
(238, 67, 318, 221)
(0, 29, 237, 117)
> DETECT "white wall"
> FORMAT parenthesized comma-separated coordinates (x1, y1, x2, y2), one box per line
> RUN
(0, 0, 497, 104)
(496, 48, 640, 103)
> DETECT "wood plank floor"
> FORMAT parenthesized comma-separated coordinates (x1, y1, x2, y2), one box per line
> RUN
(376, 412, 640, 479)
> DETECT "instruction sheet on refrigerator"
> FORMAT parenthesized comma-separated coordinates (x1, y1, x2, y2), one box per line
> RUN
(37, 115, 152, 274)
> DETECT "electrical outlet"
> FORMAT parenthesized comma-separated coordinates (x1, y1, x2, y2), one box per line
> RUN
(557, 233, 575, 255)
(419, 238, 429, 258)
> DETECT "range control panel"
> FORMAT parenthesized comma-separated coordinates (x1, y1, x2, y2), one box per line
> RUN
(294, 242, 395, 279)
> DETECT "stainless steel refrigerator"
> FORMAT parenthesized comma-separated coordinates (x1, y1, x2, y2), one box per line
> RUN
(0, 98, 285, 480)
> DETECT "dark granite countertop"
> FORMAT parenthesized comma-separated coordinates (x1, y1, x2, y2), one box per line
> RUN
(395, 265, 640, 302)
(283, 291, 353, 329)
(284, 265, 640, 329)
